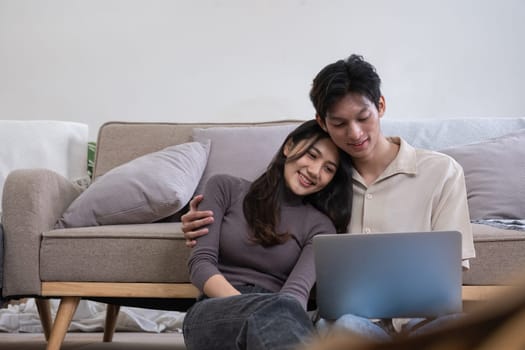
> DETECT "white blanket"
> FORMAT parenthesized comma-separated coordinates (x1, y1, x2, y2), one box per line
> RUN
(0, 299, 185, 333)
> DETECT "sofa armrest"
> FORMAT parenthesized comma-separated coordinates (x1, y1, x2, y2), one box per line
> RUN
(2, 169, 82, 297)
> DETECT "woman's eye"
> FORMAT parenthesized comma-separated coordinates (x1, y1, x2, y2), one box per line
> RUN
(307, 151, 316, 159)
(324, 166, 336, 173)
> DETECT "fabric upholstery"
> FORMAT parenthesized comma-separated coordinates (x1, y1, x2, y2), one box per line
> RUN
(464, 224, 525, 285)
(381, 117, 525, 150)
(56, 141, 210, 228)
(440, 129, 525, 220)
(40, 223, 189, 282)
(0, 224, 3, 287)
(192, 123, 299, 195)
(2, 169, 81, 296)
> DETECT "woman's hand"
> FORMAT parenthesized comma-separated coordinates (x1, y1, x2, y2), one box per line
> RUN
(181, 194, 214, 247)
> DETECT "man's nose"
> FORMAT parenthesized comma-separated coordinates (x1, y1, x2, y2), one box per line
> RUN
(347, 122, 362, 139)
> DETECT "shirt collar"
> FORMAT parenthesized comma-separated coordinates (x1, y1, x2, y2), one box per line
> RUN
(382, 136, 417, 177)
(353, 136, 417, 185)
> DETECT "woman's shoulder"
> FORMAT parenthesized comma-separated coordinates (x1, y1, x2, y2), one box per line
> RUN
(207, 174, 250, 186)
(205, 174, 251, 194)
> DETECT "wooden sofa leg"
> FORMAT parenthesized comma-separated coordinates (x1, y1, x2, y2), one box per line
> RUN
(35, 298, 53, 341)
(46, 296, 80, 350)
(103, 304, 121, 342)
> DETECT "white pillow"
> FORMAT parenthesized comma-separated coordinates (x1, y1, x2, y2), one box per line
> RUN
(192, 124, 299, 195)
(56, 141, 210, 228)
(0, 120, 88, 217)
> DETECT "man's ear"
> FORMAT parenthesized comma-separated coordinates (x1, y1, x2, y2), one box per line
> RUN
(316, 115, 328, 131)
(378, 96, 386, 118)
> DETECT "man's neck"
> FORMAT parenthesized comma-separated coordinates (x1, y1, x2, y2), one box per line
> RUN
(353, 136, 400, 186)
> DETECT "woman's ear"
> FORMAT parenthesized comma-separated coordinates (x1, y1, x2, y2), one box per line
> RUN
(283, 139, 294, 157)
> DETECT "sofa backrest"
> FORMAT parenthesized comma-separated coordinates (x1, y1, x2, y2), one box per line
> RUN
(382, 117, 525, 150)
(93, 120, 301, 179)
(93, 118, 524, 221)
(94, 117, 525, 181)
(93, 118, 525, 177)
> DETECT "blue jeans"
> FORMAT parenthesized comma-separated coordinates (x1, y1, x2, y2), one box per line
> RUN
(183, 285, 314, 350)
(317, 313, 464, 341)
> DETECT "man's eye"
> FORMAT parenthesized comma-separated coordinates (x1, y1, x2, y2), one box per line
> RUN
(359, 114, 371, 122)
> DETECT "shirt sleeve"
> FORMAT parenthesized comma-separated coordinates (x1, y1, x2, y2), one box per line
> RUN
(187, 175, 229, 292)
(431, 158, 476, 268)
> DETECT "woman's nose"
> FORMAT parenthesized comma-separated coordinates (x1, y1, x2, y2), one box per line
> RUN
(307, 163, 322, 179)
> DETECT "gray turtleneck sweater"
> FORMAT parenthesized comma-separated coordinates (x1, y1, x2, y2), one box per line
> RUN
(187, 174, 336, 309)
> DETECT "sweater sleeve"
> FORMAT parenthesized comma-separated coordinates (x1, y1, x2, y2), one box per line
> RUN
(187, 175, 231, 292)
(280, 213, 336, 309)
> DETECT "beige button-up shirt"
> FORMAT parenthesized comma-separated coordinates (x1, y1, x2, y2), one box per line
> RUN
(348, 137, 476, 268)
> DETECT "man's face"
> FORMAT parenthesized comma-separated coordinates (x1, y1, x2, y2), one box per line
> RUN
(317, 93, 385, 161)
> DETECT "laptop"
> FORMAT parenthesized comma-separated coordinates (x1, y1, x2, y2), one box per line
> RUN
(313, 231, 462, 320)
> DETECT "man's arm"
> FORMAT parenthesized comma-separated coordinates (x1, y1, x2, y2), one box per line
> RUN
(181, 194, 215, 247)
(432, 160, 475, 269)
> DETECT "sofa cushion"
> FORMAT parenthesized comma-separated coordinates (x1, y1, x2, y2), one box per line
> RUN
(440, 129, 525, 220)
(56, 141, 210, 228)
(463, 223, 525, 285)
(192, 123, 299, 195)
(40, 223, 190, 282)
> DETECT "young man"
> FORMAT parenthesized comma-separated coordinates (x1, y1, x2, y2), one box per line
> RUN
(181, 54, 476, 339)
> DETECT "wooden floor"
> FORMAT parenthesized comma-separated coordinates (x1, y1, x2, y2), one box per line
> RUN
(0, 331, 186, 350)
(0, 286, 513, 350)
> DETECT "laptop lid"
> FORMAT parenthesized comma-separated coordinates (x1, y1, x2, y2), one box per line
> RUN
(313, 231, 462, 320)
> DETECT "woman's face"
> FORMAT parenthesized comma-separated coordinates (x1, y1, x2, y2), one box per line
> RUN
(283, 137, 340, 196)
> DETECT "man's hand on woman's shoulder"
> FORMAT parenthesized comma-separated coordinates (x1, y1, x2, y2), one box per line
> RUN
(181, 194, 214, 248)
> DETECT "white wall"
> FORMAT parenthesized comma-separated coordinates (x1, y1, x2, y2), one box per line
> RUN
(1, 0, 524, 140)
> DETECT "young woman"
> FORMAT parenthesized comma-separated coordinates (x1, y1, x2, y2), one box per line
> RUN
(182, 120, 353, 350)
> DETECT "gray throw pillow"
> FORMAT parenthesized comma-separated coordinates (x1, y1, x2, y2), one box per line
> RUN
(56, 141, 210, 228)
(192, 124, 299, 195)
(440, 129, 525, 220)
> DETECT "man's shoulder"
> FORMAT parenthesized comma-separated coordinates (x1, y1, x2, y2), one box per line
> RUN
(414, 148, 463, 175)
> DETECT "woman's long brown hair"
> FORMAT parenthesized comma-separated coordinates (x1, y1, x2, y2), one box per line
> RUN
(243, 120, 353, 247)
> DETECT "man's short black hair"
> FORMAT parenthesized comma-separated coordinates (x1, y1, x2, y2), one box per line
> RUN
(310, 54, 382, 120)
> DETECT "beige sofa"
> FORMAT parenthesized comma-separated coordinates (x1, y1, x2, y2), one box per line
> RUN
(2, 118, 525, 349)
